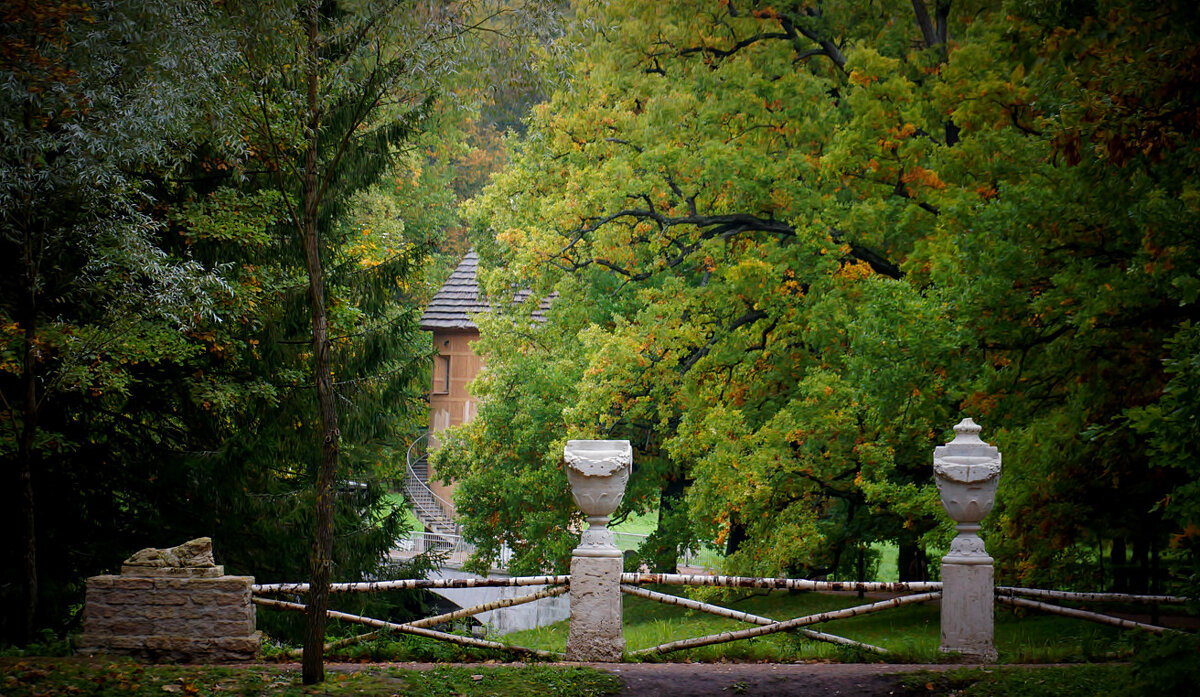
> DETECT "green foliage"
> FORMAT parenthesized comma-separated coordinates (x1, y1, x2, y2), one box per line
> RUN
(1124, 631, 1200, 697)
(445, 0, 1200, 592)
(432, 310, 587, 574)
(0, 0, 241, 642)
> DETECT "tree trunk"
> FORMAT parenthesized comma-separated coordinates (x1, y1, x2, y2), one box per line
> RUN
(300, 1, 338, 685)
(897, 541, 928, 582)
(724, 520, 747, 558)
(652, 476, 687, 573)
(1132, 535, 1150, 595)
(1111, 536, 1127, 592)
(18, 252, 39, 645)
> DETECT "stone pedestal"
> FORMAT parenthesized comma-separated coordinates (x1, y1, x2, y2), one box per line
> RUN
(933, 418, 1001, 663)
(565, 555, 625, 661)
(76, 538, 260, 663)
(940, 560, 997, 662)
(76, 573, 260, 663)
(563, 440, 631, 662)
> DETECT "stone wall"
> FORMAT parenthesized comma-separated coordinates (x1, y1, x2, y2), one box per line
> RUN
(76, 574, 260, 663)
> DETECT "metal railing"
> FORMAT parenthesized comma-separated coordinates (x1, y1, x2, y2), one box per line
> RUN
(394, 530, 513, 569)
(404, 431, 458, 534)
(394, 529, 696, 572)
(610, 531, 702, 568)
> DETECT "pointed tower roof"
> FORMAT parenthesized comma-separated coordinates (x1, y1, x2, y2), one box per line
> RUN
(420, 250, 552, 331)
(420, 251, 488, 330)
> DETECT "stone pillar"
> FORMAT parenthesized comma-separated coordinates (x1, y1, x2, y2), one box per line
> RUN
(563, 440, 631, 662)
(933, 418, 1002, 662)
(76, 538, 260, 663)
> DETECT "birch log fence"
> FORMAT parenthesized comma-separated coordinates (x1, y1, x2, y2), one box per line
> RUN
(243, 426, 1193, 662)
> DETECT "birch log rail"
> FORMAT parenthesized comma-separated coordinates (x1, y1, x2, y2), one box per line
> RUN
(252, 575, 570, 594)
(630, 591, 943, 656)
(995, 595, 1182, 635)
(252, 597, 559, 658)
(995, 587, 1190, 605)
(620, 585, 888, 654)
(621, 573, 942, 593)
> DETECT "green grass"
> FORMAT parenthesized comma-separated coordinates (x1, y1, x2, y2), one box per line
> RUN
(873, 542, 899, 582)
(900, 665, 1131, 697)
(502, 588, 1131, 664)
(611, 511, 657, 535)
(0, 659, 622, 697)
(382, 492, 423, 532)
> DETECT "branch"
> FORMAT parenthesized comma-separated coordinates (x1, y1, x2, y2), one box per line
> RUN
(911, 0, 939, 48)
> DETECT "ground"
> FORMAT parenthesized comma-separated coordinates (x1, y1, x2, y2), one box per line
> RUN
(592, 662, 940, 697)
(321, 661, 949, 696)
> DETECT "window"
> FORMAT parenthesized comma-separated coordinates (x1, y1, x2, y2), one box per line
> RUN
(432, 355, 450, 394)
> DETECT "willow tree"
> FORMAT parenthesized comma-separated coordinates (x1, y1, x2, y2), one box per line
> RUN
(0, 0, 233, 644)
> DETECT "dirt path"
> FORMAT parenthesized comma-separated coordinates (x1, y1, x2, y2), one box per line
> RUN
(592, 662, 941, 697)
(317, 661, 949, 696)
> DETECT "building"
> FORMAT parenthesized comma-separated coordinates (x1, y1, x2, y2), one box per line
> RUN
(415, 251, 487, 526)
(407, 250, 551, 536)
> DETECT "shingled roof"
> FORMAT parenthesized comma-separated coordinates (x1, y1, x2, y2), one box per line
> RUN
(420, 251, 488, 330)
(420, 251, 551, 330)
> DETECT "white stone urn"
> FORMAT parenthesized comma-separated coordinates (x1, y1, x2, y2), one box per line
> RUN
(933, 418, 1002, 564)
(564, 439, 632, 558)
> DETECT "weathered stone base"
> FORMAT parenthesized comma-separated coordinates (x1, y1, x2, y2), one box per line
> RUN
(565, 555, 624, 662)
(76, 574, 260, 663)
(939, 560, 997, 663)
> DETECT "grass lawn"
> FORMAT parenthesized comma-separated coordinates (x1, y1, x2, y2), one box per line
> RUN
(502, 588, 1131, 664)
(0, 659, 622, 697)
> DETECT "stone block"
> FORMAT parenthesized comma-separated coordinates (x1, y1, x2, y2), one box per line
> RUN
(76, 572, 259, 663)
(122, 565, 224, 578)
(565, 555, 624, 662)
(939, 560, 996, 662)
(90, 576, 155, 591)
(157, 576, 252, 593)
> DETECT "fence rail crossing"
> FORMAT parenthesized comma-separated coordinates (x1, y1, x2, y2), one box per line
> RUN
(250, 571, 1193, 658)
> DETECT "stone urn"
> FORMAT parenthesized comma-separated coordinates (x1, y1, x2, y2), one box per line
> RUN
(564, 439, 632, 558)
(933, 418, 1002, 564)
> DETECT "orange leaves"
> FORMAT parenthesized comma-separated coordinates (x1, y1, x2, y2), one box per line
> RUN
(849, 70, 877, 87)
(963, 390, 1000, 416)
(900, 166, 946, 190)
(835, 259, 874, 281)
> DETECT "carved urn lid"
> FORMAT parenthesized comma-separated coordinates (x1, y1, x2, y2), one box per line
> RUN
(563, 440, 632, 477)
(933, 418, 1001, 484)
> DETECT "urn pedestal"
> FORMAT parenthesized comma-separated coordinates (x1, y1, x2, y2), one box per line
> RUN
(934, 418, 1002, 662)
(563, 440, 631, 661)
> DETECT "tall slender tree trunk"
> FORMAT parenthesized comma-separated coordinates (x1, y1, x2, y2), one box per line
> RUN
(300, 2, 339, 684)
(18, 242, 39, 645)
(16, 101, 40, 643)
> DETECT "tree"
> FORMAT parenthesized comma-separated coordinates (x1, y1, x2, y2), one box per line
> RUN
(450, 0, 1200, 593)
(0, 0, 233, 643)
(224, 0, 563, 681)
(943, 0, 1200, 591)
(455, 0, 976, 578)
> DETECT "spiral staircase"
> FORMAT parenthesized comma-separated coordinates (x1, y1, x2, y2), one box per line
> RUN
(402, 432, 458, 544)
